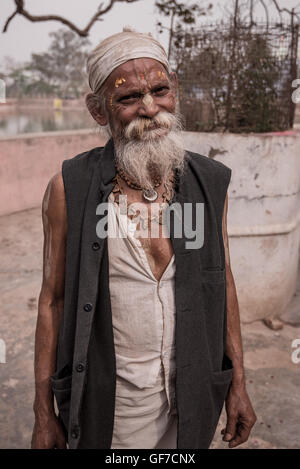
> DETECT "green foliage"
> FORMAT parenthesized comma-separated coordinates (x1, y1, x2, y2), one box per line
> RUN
(173, 25, 292, 133)
(3, 28, 90, 98)
(156, 0, 213, 57)
(28, 28, 90, 98)
(2, 64, 44, 98)
(228, 35, 280, 132)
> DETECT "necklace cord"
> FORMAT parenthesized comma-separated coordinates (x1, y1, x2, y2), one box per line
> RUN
(111, 168, 175, 225)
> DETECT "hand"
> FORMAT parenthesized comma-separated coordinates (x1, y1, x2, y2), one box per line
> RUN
(31, 414, 67, 449)
(221, 383, 256, 448)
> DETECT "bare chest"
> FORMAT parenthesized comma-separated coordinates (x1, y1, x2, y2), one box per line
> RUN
(111, 181, 175, 281)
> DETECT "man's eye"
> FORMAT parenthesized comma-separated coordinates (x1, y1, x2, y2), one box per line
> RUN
(153, 87, 169, 95)
(119, 94, 140, 103)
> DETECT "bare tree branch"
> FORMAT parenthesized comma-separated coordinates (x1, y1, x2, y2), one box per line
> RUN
(250, 0, 254, 24)
(239, 0, 250, 25)
(3, 0, 139, 36)
(233, 0, 239, 27)
(259, 0, 269, 28)
(269, 0, 300, 22)
(220, 0, 300, 25)
(2, 7, 19, 32)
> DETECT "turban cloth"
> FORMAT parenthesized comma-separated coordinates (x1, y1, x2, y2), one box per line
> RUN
(86, 27, 171, 95)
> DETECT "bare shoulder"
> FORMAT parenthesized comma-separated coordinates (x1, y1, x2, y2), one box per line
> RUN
(222, 193, 229, 232)
(42, 171, 66, 233)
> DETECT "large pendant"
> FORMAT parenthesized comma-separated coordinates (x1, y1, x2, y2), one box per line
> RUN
(142, 188, 158, 202)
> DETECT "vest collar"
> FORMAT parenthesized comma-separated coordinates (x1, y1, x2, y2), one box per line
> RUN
(99, 138, 116, 186)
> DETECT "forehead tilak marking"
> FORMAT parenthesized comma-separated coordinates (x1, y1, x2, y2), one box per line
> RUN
(109, 93, 114, 109)
(139, 65, 168, 89)
(130, 61, 150, 89)
(157, 70, 167, 79)
(115, 77, 126, 88)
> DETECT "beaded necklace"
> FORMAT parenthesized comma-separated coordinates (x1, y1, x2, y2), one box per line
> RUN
(116, 165, 162, 202)
(111, 168, 176, 226)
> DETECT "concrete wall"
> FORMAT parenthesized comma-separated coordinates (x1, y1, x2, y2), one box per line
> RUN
(1, 129, 299, 322)
(0, 98, 86, 110)
(0, 129, 106, 216)
(184, 131, 300, 322)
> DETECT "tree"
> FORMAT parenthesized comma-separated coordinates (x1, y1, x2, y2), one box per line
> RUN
(0, 57, 33, 98)
(222, 0, 300, 28)
(230, 34, 280, 132)
(2, 0, 215, 62)
(27, 29, 91, 98)
(156, 0, 213, 59)
(1, 29, 91, 99)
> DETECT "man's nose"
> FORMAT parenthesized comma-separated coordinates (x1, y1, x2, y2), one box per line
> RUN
(138, 94, 160, 118)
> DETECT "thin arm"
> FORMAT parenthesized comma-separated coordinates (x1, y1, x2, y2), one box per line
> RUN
(33, 172, 67, 419)
(222, 193, 245, 387)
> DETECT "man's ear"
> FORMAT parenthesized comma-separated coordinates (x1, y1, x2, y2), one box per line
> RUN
(85, 93, 108, 126)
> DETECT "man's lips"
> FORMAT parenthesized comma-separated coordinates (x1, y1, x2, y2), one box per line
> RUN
(144, 124, 169, 131)
(140, 127, 169, 139)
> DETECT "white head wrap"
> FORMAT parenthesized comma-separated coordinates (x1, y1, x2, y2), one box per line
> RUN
(86, 27, 171, 95)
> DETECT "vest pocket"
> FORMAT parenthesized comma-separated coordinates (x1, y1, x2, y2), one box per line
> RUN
(50, 365, 72, 434)
(199, 267, 225, 283)
(211, 353, 234, 383)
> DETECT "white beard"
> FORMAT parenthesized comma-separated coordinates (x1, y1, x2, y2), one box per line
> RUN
(112, 111, 186, 191)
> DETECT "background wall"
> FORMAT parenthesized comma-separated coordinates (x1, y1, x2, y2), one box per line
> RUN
(1, 129, 299, 323)
(184, 130, 300, 322)
(0, 129, 106, 215)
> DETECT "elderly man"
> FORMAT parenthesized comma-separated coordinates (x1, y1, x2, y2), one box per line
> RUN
(31, 28, 256, 450)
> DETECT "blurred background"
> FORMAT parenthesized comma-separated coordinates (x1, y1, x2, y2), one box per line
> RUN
(0, 0, 300, 449)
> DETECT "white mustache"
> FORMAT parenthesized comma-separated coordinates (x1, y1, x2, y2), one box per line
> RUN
(123, 112, 181, 140)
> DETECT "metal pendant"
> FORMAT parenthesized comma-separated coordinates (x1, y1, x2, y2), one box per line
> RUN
(142, 189, 158, 202)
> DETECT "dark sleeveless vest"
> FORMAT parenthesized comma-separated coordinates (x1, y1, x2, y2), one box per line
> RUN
(50, 138, 233, 449)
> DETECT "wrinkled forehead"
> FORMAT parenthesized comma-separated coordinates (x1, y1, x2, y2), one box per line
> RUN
(104, 58, 170, 90)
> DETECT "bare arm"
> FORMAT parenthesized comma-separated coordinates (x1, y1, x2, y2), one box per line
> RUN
(221, 193, 256, 448)
(222, 193, 245, 387)
(31, 171, 67, 449)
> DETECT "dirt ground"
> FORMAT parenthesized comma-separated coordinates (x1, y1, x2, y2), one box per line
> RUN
(0, 206, 299, 449)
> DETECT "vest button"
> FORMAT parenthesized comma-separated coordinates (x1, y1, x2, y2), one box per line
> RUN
(92, 242, 100, 251)
(71, 426, 79, 439)
(83, 303, 92, 312)
(75, 363, 85, 373)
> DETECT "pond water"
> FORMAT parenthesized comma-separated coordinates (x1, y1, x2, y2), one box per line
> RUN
(0, 108, 96, 137)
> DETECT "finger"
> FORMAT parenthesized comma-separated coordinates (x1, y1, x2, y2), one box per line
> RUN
(223, 415, 237, 441)
(229, 422, 251, 448)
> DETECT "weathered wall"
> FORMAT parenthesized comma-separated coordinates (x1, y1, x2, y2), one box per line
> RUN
(0, 129, 106, 216)
(0, 129, 299, 322)
(184, 131, 300, 322)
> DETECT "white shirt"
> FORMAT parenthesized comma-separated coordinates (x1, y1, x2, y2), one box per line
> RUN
(107, 191, 177, 448)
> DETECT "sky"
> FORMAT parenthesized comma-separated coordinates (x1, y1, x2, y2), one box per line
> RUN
(1, 0, 300, 69)
(0, 0, 166, 67)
